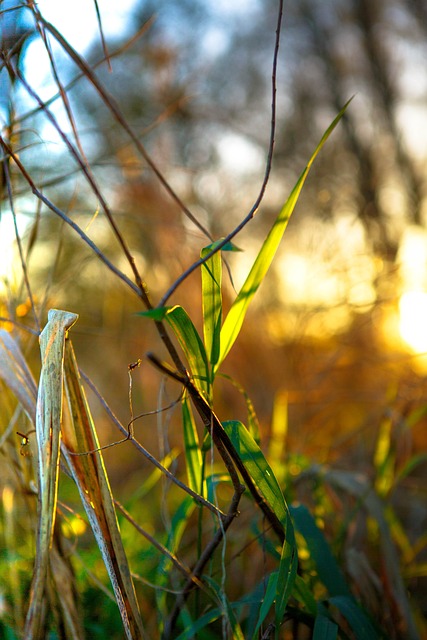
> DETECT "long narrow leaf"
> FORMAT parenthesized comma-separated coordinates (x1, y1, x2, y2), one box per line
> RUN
(203, 575, 245, 640)
(290, 504, 352, 598)
(222, 420, 297, 636)
(329, 596, 378, 639)
(313, 614, 338, 640)
(62, 338, 145, 640)
(182, 393, 204, 495)
(24, 309, 78, 639)
(216, 100, 352, 372)
(223, 420, 289, 526)
(137, 305, 210, 396)
(0, 324, 84, 639)
(250, 571, 278, 640)
(275, 529, 298, 637)
(201, 241, 223, 372)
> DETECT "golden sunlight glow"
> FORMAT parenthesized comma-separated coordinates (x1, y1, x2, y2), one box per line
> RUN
(399, 291, 427, 354)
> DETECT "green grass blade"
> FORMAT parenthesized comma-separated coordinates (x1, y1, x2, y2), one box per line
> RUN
(275, 530, 298, 636)
(215, 100, 352, 372)
(203, 576, 245, 640)
(137, 305, 210, 396)
(222, 420, 298, 635)
(174, 608, 222, 640)
(156, 497, 196, 627)
(223, 420, 290, 526)
(292, 575, 317, 615)
(182, 393, 204, 495)
(250, 571, 278, 640)
(165, 305, 210, 395)
(329, 596, 378, 639)
(201, 241, 223, 371)
(290, 504, 352, 598)
(313, 614, 338, 640)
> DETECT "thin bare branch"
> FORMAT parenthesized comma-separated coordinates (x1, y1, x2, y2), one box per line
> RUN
(159, 0, 284, 305)
(3, 157, 41, 332)
(92, 0, 112, 71)
(163, 486, 245, 639)
(146, 353, 286, 543)
(0, 137, 144, 297)
(32, 7, 214, 244)
(79, 368, 225, 518)
(10, 62, 150, 307)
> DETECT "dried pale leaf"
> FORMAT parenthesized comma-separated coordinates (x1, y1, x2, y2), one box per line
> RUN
(24, 309, 78, 639)
(49, 529, 85, 639)
(0, 329, 37, 422)
(62, 339, 145, 640)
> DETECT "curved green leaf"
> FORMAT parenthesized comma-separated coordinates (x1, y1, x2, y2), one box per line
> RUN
(182, 393, 204, 495)
(313, 614, 338, 640)
(222, 420, 297, 636)
(223, 420, 289, 526)
(138, 305, 209, 396)
(290, 504, 352, 598)
(216, 100, 352, 372)
(329, 596, 378, 639)
(135, 306, 172, 321)
(250, 571, 278, 640)
(165, 305, 210, 395)
(201, 242, 223, 371)
(204, 576, 245, 640)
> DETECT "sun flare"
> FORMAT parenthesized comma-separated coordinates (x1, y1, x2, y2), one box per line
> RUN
(399, 291, 427, 354)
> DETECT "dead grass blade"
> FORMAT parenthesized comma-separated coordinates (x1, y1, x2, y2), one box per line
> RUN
(61, 337, 146, 639)
(0, 328, 37, 421)
(0, 326, 84, 638)
(24, 309, 78, 639)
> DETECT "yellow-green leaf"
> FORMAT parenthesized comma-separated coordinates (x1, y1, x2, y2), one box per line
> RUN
(216, 100, 352, 372)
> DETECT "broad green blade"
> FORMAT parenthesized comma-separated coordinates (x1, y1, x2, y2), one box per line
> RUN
(156, 496, 195, 630)
(201, 241, 223, 372)
(222, 420, 297, 636)
(182, 393, 204, 495)
(136, 306, 172, 321)
(313, 614, 338, 640)
(329, 596, 378, 639)
(174, 608, 222, 640)
(292, 575, 317, 615)
(137, 305, 210, 396)
(290, 504, 352, 598)
(275, 528, 298, 637)
(165, 305, 210, 396)
(215, 100, 352, 373)
(24, 309, 79, 639)
(204, 575, 245, 640)
(250, 571, 278, 640)
(62, 339, 145, 640)
(223, 420, 290, 526)
(323, 468, 418, 638)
